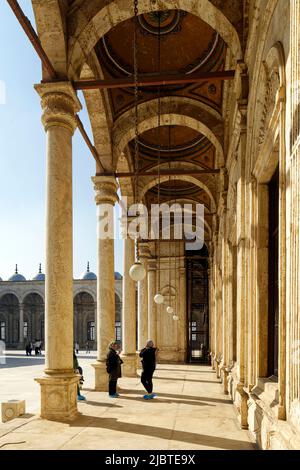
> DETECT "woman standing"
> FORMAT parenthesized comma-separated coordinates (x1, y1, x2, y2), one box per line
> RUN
(139, 339, 158, 400)
(106, 341, 123, 398)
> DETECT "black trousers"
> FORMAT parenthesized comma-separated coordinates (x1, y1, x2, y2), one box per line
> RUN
(141, 369, 154, 394)
(109, 380, 117, 395)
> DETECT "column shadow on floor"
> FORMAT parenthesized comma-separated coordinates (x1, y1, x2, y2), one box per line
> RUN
(156, 368, 215, 373)
(84, 400, 122, 409)
(153, 376, 219, 384)
(118, 390, 232, 405)
(115, 394, 215, 407)
(69, 415, 254, 450)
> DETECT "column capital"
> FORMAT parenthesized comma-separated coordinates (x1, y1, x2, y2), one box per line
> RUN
(92, 175, 119, 205)
(148, 259, 157, 271)
(34, 82, 82, 134)
(139, 242, 151, 260)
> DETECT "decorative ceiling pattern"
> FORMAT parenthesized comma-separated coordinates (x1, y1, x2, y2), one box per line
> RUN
(95, 10, 227, 119)
(128, 125, 215, 171)
(93, 8, 228, 218)
(146, 180, 212, 208)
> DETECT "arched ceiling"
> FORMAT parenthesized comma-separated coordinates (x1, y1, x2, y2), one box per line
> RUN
(31, 0, 245, 240)
(95, 10, 226, 120)
(128, 125, 215, 171)
(146, 180, 212, 211)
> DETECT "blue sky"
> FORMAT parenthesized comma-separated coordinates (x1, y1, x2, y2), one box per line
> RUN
(0, 1, 123, 280)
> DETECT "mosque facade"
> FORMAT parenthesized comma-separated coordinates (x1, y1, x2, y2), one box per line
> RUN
(0, 264, 122, 350)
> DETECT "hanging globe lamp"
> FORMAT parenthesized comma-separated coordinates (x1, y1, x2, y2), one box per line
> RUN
(129, 261, 146, 282)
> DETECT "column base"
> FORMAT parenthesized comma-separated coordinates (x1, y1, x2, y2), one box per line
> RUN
(121, 354, 138, 377)
(92, 361, 108, 391)
(35, 373, 79, 421)
(222, 367, 229, 394)
(237, 383, 249, 430)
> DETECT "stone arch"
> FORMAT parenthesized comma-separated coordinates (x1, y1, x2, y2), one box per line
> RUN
(246, 0, 284, 173)
(251, 42, 286, 181)
(113, 97, 224, 170)
(0, 291, 22, 304)
(21, 290, 45, 304)
(140, 175, 216, 213)
(0, 293, 21, 346)
(73, 288, 96, 303)
(80, 57, 114, 171)
(74, 291, 96, 346)
(32, 0, 68, 78)
(68, 0, 242, 78)
(23, 293, 45, 342)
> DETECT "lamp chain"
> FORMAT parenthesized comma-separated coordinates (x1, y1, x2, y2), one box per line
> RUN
(133, 0, 139, 261)
(157, 12, 161, 290)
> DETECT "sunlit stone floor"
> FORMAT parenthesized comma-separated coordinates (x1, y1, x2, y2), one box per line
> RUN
(0, 352, 255, 450)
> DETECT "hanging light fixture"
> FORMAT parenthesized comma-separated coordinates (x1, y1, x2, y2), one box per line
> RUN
(153, 12, 164, 304)
(129, 0, 146, 283)
(166, 127, 173, 315)
(171, 141, 180, 323)
(154, 293, 164, 304)
(129, 261, 146, 282)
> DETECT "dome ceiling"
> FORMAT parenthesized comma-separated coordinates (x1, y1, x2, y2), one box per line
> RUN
(128, 125, 215, 170)
(146, 180, 212, 210)
(95, 10, 226, 119)
(93, 8, 227, 217)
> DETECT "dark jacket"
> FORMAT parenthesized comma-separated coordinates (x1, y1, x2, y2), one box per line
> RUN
(139, 347, 157, 372)
(73, 352, 79, 370)
(106, 348, 123, 381)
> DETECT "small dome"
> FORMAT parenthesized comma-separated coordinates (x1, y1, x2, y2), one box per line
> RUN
(81, 262, 97, 280)
(9, 265, 26, 282)
(33, 263, 45, 281)
(114, 272, 123, 280)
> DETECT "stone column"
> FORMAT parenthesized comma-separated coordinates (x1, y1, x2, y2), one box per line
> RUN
(236, 122, 249, 429)
(286, 0, 300, 425)
(120, 231, 137, 377)
(207, 262, 214, 367)
(137, 242, 150, 351)
(94, 303, 97, 351)
(19, 303, 24, 348)
(92, 176, 118, 390)
(34, 82, 81, 421)
(147, 259, 157, 344)
(178, 263, 187, 362)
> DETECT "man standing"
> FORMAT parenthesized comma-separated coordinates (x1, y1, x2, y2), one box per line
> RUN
(139, 340, 158, 400)
(106, 341, 123, 398)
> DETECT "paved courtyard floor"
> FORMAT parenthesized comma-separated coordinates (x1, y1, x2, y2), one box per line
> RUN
(0, 352, 255, 450)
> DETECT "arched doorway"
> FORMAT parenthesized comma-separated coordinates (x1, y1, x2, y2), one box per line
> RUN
(0, 294, 20, 348)
(23, 293, 45, 344)
(73, 292, 96, 350)
(186, 245, 209, 363)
